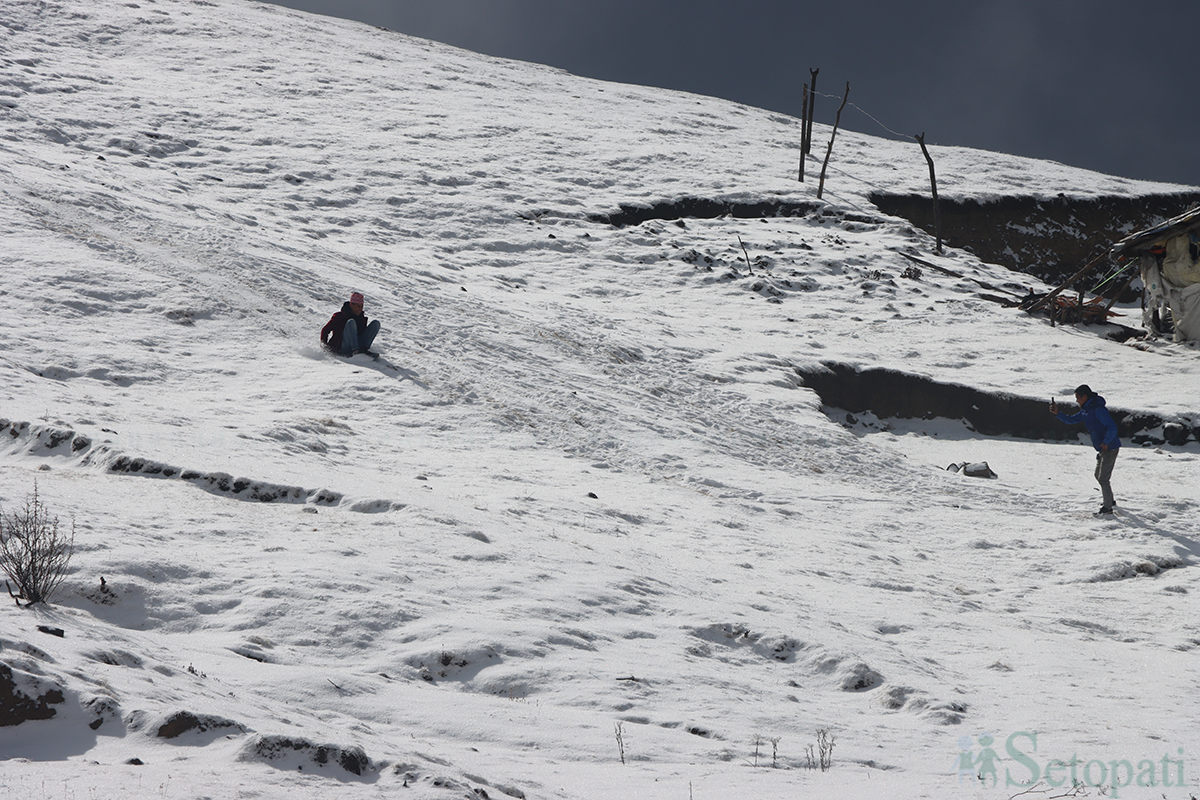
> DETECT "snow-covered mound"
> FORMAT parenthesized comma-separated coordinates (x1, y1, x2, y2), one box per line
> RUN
(1, 1, 1197, 798)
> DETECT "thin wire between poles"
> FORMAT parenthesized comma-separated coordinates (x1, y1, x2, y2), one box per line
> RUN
(810, 90, 916, 142)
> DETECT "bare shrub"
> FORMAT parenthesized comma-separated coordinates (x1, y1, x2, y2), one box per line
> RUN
(803, 729, 836, 771)
(1, 483, 75, 605)
(752, 734, 782, 767)
(817, 728, 835, 771)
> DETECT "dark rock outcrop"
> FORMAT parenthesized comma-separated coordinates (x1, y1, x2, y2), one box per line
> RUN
(0, 662, 65, 726)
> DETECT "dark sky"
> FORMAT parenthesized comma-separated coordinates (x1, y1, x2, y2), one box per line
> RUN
(265, 0, 1200, 187)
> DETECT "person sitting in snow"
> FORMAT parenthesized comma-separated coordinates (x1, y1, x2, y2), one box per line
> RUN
(1049, 384, 1121, 514)
(321, 292, 380, 357)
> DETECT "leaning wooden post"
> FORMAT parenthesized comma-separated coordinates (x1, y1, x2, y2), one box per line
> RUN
(737, 235, 753, 275)
(816, 82, 849, 201)
(1102, 270, 1139, 314)
(914, 132, 943, 254)
(1026, 250, 1109, 314)
(798, 82, 809, 181)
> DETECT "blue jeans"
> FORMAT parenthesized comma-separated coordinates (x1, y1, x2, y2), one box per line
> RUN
(340, 319, 379, 355)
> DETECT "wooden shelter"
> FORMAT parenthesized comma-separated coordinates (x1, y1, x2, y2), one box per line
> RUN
(1110, 205, 1200, 341)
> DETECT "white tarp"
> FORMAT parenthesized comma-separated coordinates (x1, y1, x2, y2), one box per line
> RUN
(1175, 282, 1200, 341)
(1162, 233, 1200, 286)
(1142, 236, 1200, 341)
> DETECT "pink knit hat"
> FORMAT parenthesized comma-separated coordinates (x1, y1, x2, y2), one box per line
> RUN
(350, 292, 364, 306)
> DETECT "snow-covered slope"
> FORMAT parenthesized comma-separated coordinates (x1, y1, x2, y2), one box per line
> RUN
(2, 1, 1198, 798)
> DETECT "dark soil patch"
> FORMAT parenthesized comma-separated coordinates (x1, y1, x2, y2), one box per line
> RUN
(797, 362, 1199, 446)
(590, 197, 823, 228)
(869, 192, 1200, 294)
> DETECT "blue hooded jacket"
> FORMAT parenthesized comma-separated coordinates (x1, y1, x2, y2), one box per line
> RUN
(1057, 394, 1120, 452)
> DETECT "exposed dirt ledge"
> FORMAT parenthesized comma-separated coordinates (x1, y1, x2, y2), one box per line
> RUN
(869, 192, 1200, 290)
(590, 197, 824, 228)
(796, 362, 1199, 446)
(0, 418, 407, 510)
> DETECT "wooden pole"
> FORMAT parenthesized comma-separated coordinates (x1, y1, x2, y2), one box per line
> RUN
(805, 68, 818, 155)
(1026, 250, 1109, 314)
(738, 235, 753, 275)
(914, 133, 942, 254)
(798, 83, 809, 182)
(816, 82, 849, 201)
(1102, 270, 1139, 314)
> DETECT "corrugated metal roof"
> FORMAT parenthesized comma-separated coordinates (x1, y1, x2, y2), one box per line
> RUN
(1110, 204, 1200, 256)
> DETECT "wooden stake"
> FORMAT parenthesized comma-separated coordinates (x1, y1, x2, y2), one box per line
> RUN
(816, 82, 849, 201)
(805, 69, 818, 155)
(799, 82, 809, 182)
(914, 133, 942, 254)
(738, 235, 753, 275)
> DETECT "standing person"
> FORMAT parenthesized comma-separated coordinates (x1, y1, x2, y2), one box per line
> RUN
(321, 291, 380, 357)
(1049, 384, 1121, 514)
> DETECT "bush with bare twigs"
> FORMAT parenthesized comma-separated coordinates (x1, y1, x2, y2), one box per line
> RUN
(1, 483, 75, 605)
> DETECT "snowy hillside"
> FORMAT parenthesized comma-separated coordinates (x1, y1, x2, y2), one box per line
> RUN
(1, 1, 1198, 798)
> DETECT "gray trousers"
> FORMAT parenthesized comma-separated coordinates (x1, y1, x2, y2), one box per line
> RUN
(1095, 449, 1118, 509)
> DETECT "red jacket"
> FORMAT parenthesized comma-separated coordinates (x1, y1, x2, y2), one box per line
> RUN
(320, 303, 368, 353)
